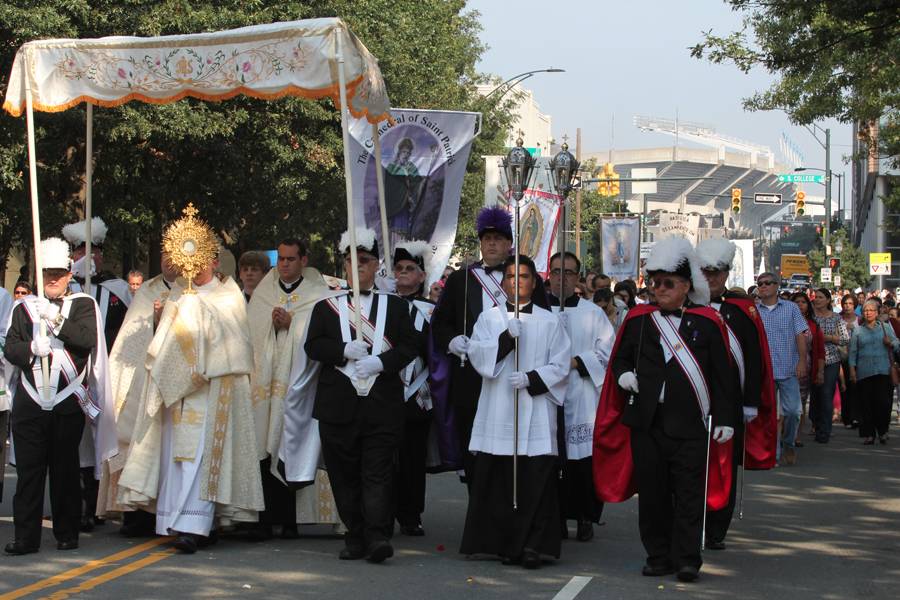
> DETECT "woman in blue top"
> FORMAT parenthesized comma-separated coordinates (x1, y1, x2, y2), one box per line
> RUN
(849, 300, 900, 445)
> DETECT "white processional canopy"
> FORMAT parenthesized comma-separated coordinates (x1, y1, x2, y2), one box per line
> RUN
(2, 17, 391, 123)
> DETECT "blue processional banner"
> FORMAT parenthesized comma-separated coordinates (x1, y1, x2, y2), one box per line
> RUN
(600, 217, 640, 280)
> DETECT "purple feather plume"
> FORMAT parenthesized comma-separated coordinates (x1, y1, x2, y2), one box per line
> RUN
(476, 206, 513, 239)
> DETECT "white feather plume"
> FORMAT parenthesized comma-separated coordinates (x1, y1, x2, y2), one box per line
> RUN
(395, 239, 431, 270)
(339, 227, 378, 254)
(644, 237, 710, 305)
(695, 238, 736, 271)
(41, 237, 71, 270)
(61, 216, 108, 245)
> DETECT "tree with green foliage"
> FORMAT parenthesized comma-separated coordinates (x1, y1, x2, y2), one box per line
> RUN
(691, 1, 899, 214)
(0, 0, 514, 280)
(807, 228, 871, 290)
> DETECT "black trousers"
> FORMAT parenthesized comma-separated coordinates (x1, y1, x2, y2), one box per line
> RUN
(259, 457, 297, 527)
(11, 400, 85, 548)
(858, 374, 893, 438)
(704, 432, 740, 544)
(561, 456, 604, 522)
(81, 466, 98, 520)
(395, 414, 430, 527)
(320, 415, 403, 550)
(630, 424, 706, 570)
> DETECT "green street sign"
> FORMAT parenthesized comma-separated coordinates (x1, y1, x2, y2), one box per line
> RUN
(778, 174, 824, 184)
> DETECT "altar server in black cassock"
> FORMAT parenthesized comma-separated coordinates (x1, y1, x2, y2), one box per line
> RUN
(305, 228, 417, 564)
(460, 256, 570, 569)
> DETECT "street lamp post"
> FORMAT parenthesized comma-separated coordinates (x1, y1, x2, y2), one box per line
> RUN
(483, 68, 566, 100)
(800, 125, 832, 254)
(548, 143, 580, 313)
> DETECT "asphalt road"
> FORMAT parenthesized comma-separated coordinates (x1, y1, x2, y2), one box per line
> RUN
(1, 423, 899, 599)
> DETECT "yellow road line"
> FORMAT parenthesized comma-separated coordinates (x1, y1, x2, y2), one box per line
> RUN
(39, 549, 177, 600)
(0, 537, 171, 600)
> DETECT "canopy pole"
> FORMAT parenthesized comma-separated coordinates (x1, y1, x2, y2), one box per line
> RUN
(336, 27, 372, 397)
(24, 59, 51, 401)
(84, 103, 93, 294)
(372, 123, 392, 272)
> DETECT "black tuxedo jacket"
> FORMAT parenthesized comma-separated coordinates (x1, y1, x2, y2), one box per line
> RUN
(612, 304, 737, 439)
(306, 293, 417, 426)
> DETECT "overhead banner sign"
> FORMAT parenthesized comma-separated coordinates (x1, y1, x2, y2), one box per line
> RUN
(601, 217, 640, 280)
(350, 109, 481, 284)
(657, 212, 700, 244)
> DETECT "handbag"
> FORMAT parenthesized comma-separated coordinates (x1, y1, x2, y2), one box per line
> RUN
(880, 322, 900, 385)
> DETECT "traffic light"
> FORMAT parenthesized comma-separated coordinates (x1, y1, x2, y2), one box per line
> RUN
(829, 257, 841, 270)
(795, 190, 806, 215)
(731, 188, 742, 214)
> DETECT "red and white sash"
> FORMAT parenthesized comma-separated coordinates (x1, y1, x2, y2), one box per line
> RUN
(403, 299, 433, 408)
(471, 267, 507, 308)
(325, 292, 393, 390)
(650, 311, 711, 425)
(712, 302, 746, 392)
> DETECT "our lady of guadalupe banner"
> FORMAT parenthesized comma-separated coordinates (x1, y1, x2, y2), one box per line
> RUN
(349, 109, 481, 284)
(728, 239, 755, 290)
(484, 155, 561, 277)
(600, 217, 640, 280)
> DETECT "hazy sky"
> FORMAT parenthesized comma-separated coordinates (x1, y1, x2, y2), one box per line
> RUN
(467, 0, 852, 179)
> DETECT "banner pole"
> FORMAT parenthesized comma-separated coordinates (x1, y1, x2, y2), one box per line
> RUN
(24, 59, 50, 401)
(84, 103, 93, 294)
(372, 122, 392, 272)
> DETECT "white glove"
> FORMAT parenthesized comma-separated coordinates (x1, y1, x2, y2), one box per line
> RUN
(343, 339, 370, 361)
(743, 406, 758, 423)
(618, 371, 639, 393)
(448, 335, 470, 357)
(507, 318, 522, 339)
(39, 300, 60, 322)
(31, 334, 52, 358)
(508, 371, 529, 390)
(713, 426, 734, 444)
(354, 355, 384, 379)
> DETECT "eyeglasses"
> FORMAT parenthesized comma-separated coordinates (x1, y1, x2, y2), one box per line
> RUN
(549, 268, 578, 277)
(649, 277, 683, 290)
(13, 289, 28, 297)
(393, 264, 419, 274)
(344, 255, 376, 265)
(757, 280, 777, 286)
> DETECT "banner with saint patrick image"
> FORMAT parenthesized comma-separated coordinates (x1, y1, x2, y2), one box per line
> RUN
(349, 109, 481, 284)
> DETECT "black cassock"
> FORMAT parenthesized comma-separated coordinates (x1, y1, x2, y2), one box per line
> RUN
(305, 292, 417, 552)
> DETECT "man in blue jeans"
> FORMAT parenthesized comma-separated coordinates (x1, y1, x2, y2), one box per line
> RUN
(755, 272, 809, 465)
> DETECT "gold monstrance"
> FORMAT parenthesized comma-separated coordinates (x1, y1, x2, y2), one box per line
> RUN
(162, 203, 218, 293)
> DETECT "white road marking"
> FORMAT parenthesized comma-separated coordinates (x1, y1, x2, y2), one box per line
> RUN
(552, 575, 592, 600)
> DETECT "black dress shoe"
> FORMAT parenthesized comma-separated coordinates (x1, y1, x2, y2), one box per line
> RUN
(280, 524, 300, 540)
(339, 546, 366, 560)
(80, 516, 95, 533)
(57, 539, 79, 551)
(642, 563, 675, 576)
(676, 565, 700, 582)
(173, 533, 199, 554)
(366, 540, 394, 563)
(576, 520, 594, 542)
(705, 539, 726, 550)
(399, 524, 425, 537)
(5, 541, 39, 555)
(521, 548, 541, 570)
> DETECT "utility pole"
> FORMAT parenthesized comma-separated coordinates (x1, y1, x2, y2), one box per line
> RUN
(575, 127, 582, 260)
(825, 127, 831, 255)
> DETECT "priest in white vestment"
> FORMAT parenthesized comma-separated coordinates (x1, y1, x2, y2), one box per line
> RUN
(247, 238, 340, 539)
(117, 213, 263, 553)
(547, 251, 614, 542)
(459, 255, 570, 569)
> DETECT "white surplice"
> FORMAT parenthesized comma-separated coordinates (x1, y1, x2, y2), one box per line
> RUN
(551, 299, 615, 460)
(467, 303, 571, 457)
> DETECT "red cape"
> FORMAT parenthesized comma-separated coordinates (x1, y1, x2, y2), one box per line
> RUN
(725, 298, 777, 470)
(592, 304, 734, 511)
